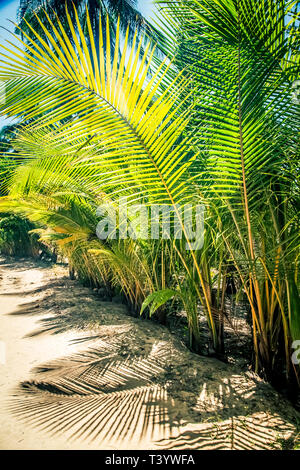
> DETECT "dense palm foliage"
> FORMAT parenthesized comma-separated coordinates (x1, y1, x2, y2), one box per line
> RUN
(0, 0, 299, 398)
(155, 0, 300, 387)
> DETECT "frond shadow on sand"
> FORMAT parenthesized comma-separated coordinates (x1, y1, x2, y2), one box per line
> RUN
(3, 261, 300, 450)
(7, 337, 300, 450)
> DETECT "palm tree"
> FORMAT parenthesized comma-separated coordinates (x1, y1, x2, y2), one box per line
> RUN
(1, 0, 215, 343)
(155, 0, 300, 387)
(0, 0, 299, 394)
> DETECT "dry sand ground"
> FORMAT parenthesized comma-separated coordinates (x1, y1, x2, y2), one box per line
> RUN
(0, 257, 299, 450)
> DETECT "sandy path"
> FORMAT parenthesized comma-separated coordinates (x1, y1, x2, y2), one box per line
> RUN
(0, 259, 179, 450)
(0, 258, 299, 450)
(0, 259, 102, 449)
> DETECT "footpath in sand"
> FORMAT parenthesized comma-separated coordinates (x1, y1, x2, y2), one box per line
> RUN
(0, 257, 299, 450)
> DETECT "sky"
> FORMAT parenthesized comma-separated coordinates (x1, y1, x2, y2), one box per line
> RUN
(0, 0, 19, 128)
(0, 0, 19, 53)
(138, 0, 154, 18)
(0, 0, 155, 129)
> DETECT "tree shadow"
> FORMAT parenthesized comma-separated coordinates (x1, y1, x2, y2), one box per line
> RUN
(7, 282, 129, 337)
(154, 366, 300, 449)
(23, 306, 129, 337)
(3, 261, 299, 449)
(0, 277, 66, 297)
(7, 338, 300, 449)
(154, 416, 297, 450)
(7, 342, 182, 447)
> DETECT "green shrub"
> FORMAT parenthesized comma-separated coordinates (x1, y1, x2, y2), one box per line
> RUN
(0, 213, 40, 257)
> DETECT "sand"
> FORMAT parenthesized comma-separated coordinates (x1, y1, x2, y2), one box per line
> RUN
(0, 257, 299, 450)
